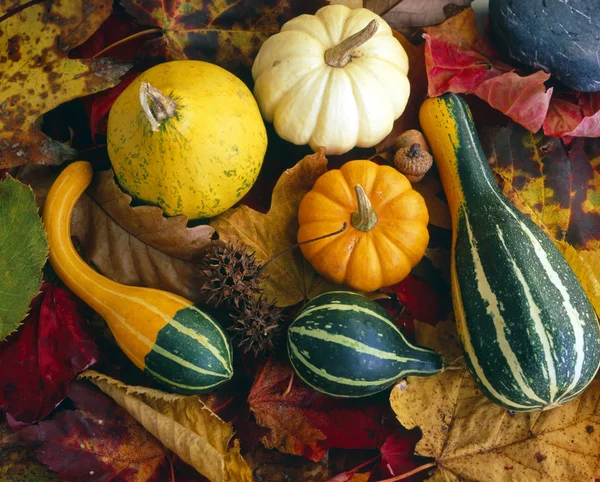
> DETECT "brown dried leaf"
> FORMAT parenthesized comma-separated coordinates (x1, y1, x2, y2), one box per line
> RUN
(0, 0, 130, 168)
(362, 0, 403, 15)
(81, 370, 252, 482)
(382, 0, 473, 28)
(244, 445, 331, 482)
(211, 149, 342, 307)
(17, 166, 214, 302)
(390, 322, 600, 482)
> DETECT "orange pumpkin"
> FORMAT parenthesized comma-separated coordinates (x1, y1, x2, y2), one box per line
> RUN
(298, 160, 429, 292)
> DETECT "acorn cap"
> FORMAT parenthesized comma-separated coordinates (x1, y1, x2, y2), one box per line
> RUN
(393, 143, 434, 183)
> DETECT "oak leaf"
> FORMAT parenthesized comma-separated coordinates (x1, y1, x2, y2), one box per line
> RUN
(17, 166, 214, 302)
(0, 0, 130, 169)
(81, 370, 252, 482)
(121, 0, 329, 71)
(389, 320, 600, 482)
(2, 381, 168, 482)
(211, 149, 341, 307)
(424, 8, 552, 133)
(0, 177, 48, 340)
(0, 282, 98, 424)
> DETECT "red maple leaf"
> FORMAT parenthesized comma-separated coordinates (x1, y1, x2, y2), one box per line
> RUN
(544, 92, 600, 138)
(378, 431, 426, 480)
(0, 282, 98, 424)
(248, 358, 395, 461)
(424, 8, 552, 133)
(382, 274, 452, 326)
(2, 382, 169, 481)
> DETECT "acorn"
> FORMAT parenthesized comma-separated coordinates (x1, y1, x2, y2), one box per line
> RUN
(393, 129, 433, 183)
(392, 129, 430, 153)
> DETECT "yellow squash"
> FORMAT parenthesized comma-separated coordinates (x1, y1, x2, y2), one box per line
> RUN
(107, 60, 267, 219)
(42, 162, 233, 394)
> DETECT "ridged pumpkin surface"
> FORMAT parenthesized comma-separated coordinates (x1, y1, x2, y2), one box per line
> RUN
(298, 160, 429, 292)
(107, 60, 267, 219)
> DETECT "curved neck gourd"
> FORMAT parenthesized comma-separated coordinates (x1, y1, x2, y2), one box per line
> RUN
(43, 162, 135, 315)
(419, 93, 600, 412)
(42, 162, 233, 394)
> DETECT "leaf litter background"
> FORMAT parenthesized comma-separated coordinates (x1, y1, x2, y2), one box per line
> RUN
(1, 0, 600, 481)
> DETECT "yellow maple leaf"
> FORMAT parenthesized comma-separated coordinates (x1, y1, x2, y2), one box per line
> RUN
(210, 149, 342, 307)
(81, 370, 252, 482)
(0, 0, 130, 168)
(389, 320, 600, 482)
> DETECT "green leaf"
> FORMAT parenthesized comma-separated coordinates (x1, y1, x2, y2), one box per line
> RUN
(0, 177, 48, 341)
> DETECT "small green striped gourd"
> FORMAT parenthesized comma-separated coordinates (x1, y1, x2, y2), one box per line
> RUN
(42, 161, 233, 394)
(420, 93, 600, 411)
(288, 291, 443, 398)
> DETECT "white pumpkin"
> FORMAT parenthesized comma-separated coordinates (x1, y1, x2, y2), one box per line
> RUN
(251, 5, 410, 155)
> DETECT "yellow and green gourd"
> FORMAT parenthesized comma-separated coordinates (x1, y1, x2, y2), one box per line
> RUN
(107, 60, 268, 220)
(420, 93, 600, 411)
(42, 161, 233, 394)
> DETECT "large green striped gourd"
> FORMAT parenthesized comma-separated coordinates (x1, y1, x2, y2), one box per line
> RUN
(42, 161, 233, 394)
(288, 291, 443, 398)
(420, 93, 600, 411)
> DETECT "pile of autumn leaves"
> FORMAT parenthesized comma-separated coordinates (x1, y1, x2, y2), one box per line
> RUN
(1, 1, 600, 482)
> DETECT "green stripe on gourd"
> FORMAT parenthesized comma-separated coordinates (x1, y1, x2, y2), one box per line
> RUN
(145, 306, 233, 394)
(420, 93, 600, 411)
(288, 291, 443, 398)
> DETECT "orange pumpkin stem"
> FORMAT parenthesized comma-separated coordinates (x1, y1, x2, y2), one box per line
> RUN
(351, 184, 377, 232)
(139, 81, 176, 132)
(324, 19, 379, 68)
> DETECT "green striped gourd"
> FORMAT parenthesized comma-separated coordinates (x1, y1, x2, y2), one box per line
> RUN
(288, 291, 443, 398)
(42, 161, 233, 394)
(420, 93, 600, 411)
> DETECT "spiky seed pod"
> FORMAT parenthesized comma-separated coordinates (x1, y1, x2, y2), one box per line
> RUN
(198, 242, 264, 308)
(229, 295, 285, 356)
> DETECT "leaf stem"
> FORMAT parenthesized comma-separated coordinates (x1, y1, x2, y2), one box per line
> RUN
(259, 222, 347, 273)
(92, 28, 162, 58)
(169, 451, 175, 482)
(375, 461, 437, 482)
(282, 372, 294, 396)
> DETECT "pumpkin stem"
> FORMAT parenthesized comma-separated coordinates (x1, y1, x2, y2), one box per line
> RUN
(351, 184, 378, 232)
(139, 81, 176, 132)
(325, 19, 379, 68)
